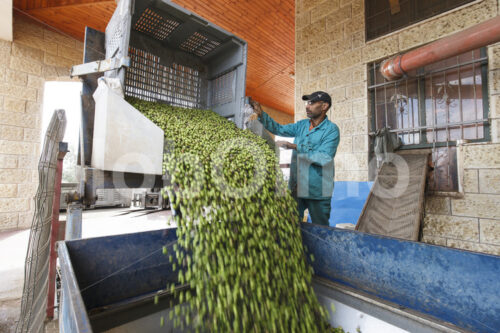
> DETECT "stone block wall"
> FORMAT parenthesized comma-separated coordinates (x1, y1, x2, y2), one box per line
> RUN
(296, 0, 370, 182)
(423, 143, 500, 255)
(0, 14, 83, 231)
(296, 0, 500, 254)
(489, 41, 500, 142)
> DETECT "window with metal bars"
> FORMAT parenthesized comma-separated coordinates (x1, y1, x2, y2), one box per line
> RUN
(368, 48, 489, 192)
(365, 0, 476, 41)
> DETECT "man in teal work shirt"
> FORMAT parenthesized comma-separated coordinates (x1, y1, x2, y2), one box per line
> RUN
(250, 91, 340, 226)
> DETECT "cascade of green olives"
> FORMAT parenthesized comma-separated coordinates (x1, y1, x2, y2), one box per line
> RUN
(129, 98, 329, 332)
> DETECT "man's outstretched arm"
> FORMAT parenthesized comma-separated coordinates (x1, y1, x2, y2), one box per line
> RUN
(250, 99, 300, 137)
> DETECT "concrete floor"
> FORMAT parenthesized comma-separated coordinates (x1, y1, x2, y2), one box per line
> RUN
(0, 207, 173, 333)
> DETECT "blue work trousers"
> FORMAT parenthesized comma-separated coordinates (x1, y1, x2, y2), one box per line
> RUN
(297, 198, 331, 226)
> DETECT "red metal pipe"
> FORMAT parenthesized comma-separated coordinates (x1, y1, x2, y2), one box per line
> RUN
(381, 15, 500, 80)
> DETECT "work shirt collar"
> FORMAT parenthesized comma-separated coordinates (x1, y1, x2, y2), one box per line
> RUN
(309, 115, 329, 131)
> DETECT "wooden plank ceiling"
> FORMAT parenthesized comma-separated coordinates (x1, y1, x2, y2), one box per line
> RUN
(14, 0, 295, 115)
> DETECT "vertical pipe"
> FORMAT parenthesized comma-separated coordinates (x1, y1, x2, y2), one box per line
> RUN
(384, 84, 388, 127)
(444, 70, 451, 188)
(458, 56, 464, 140)
(405, 80, 410, 144)
(65, 204, 83, 240)
(430, 73, 438, 189)
(372, 65, 378, 132)
(472, 51, 478, 139)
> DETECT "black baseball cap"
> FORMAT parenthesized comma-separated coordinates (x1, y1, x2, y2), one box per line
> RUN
(302, 91, 332, 107)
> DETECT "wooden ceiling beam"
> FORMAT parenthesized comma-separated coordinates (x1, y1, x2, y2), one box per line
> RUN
(14, 0, 113, 11)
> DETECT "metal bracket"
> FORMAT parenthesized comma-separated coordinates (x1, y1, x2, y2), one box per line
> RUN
(70, 56, 131, 77)
(57, 141, 69, 160)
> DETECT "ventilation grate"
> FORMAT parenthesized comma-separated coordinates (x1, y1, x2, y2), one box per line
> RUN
(134, 8, 180, 41)
(125, 47, 202, 109)
(199, 39, 221, 56)
(211, 70, 234, 106)
(96, 189, 106, 202)
(180, 32, 220, 57)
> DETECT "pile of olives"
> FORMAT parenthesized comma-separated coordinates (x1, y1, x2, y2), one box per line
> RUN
(129, 98, 330, 332)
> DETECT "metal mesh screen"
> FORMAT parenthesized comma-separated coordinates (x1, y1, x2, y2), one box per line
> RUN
(125, 47, 202, 108)
(134, 8, 180, 41)
(356, 154, 428, 241)
(211, 70, 235, 106)
(16, 110, 66, 333)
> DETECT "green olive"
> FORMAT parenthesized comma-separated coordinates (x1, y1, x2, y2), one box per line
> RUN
(128, 97, 329, 332)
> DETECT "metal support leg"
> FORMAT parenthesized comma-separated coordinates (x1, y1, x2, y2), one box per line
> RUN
(65, 204, 83, 240)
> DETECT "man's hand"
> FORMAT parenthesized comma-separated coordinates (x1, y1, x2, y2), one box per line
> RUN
(276, 140, 297, 150)
(249, 99, 263, 117)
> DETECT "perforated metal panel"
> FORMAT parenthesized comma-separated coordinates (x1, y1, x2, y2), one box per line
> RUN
(106, 21, 122, 59)
(211, 70, 234, 106)
(180, 32, 221, 57)
(105, 0, 131, 60)
(134, 8, 180, 41)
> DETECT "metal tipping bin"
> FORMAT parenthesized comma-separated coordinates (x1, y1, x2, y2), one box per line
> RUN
(73, 0, 248, 204)
(111, 0, 247, 122)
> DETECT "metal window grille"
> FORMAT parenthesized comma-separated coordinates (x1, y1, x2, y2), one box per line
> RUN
(368, 48, 489, 192)
(134, 8, 180, 41)
(125, 47, 202, 108)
